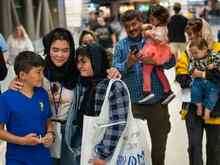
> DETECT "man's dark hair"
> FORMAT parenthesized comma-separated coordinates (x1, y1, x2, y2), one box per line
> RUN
(121, 10, 143, 24)
(14, 51, 45, 76)
(173, 3, 181, 14)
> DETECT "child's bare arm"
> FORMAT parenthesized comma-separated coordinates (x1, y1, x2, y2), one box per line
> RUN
(0, 124, 41, 145)
(41, 119, 54, 147)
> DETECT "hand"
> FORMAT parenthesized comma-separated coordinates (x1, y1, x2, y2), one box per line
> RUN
(9, 78, 23, 91)
(41, 132, 54, 148)
(106, 67, 121, 79)
(142, 24, 153, 31)
(143, 30, 153, 38)
(92, 159, 106, 165)
(192, 69, 204, 78)
(127, 53, 139, 68)
(21, 133, 41, 146)
(207, 64, 215, 70)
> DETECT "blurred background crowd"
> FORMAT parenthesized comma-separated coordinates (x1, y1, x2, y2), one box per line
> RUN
(0, 0, 220, 53)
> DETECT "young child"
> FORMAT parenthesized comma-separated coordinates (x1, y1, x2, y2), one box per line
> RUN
(189, 39, 220, 120)
(138, 5, 175, 103)
(0, 51, 54, 165)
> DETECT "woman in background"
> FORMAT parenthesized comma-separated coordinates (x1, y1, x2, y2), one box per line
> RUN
(7, 25, 34, 65)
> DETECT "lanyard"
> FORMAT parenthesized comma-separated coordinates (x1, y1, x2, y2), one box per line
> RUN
(50, 82, 63, 116)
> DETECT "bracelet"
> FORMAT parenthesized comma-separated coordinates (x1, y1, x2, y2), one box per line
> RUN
(47, 131, 56, 142)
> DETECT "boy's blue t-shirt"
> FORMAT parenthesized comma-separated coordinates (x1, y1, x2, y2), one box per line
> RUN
(0, 87, 52, 163)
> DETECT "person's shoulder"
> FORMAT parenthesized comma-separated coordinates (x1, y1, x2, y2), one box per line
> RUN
(1, 89, 18, 97)
(212, 42, 220, 52)
(0, 90, 18, 101)
(34, 87, 49, 97)
(115, 38, 128, 48)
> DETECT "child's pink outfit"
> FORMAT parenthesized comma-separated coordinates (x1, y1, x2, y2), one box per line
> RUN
(139, 26, 172, 97)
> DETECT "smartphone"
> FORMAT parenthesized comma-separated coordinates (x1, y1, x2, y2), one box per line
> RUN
(130, 44, 139, 55)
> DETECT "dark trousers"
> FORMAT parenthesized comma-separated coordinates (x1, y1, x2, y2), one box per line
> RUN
(186, 104, 220, 165)
(132, 103, 171, 165)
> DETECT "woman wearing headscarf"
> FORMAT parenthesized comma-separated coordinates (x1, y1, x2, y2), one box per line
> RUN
(41, 27, 79, 164)
(7, 25, 34, 65)
(63, 43, 129, 165)
(9, 28, 121, 165)
(176, 18, 220, 165)
(9, 27, 79, 165)
(78, 29, 97, 46)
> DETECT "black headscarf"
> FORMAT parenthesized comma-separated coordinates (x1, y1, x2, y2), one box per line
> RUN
(76, 43, 110, 127)
(43, 28, 78, 89)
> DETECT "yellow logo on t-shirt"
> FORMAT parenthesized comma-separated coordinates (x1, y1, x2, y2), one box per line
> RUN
(39, 101, 44, 111)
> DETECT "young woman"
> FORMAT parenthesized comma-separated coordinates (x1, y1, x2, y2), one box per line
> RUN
(78, 29, 97, 46)
(176, 18, 220, 165)
(9, 27, 78, 165)
(7, 25, 34, 65)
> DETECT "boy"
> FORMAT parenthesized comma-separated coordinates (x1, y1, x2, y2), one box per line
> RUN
(0, 51, 54, 165)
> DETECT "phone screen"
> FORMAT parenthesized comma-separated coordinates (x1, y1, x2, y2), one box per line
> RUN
(130, 45, 139, 54)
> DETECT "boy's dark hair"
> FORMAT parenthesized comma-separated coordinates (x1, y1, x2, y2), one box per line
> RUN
(149, 5, 169, 25)
(121, 10, 143, 24)
(185, 18, 203, 33)
(173, 3, 181, 14)
(189, 38, 208, 50)
(14, 51, 45, 76)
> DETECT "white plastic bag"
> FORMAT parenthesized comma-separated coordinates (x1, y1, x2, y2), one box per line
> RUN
(81, 79, 151, 165)
(49, 122, 62, 159)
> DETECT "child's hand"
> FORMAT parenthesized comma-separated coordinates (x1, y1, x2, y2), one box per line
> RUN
(192, 69, 204, 78)
(143, 31, 154, 39)
(142, 24, 153, 31)
(21, 133, 41, 146)
(41, 132, 54, 148)
(207, 64, 215, 70)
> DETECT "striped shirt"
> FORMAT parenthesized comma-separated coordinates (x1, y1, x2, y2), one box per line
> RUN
(94, 79, 129, 160)
(190, 51, 220, 72)
(112, 36, 176, 103)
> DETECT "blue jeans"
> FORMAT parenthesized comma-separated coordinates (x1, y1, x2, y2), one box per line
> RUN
(191, 78, 220, 110)
(60, 124, 81, 165)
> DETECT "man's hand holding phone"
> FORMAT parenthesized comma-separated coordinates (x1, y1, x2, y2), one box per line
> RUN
(127, 44, 139, 68)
